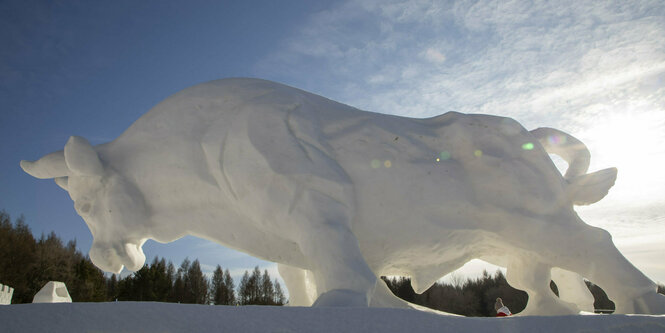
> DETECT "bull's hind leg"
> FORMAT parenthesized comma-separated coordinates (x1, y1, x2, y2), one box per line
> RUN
(550, 268, 595, 313)
(506, 259, 580, 315)
(555, 225, 665, 314)
(290, 189, 377, 307)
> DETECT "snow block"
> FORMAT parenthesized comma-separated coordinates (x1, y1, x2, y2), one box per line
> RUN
(0, 283, 14, 305)
(33, 281, 72, 303)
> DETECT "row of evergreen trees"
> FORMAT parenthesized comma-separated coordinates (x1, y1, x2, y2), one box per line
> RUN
(108, 257, 285, 305)
(1, 212, 107, 303)
(384, 271, 528, 316)
(0, 211, 284, 305)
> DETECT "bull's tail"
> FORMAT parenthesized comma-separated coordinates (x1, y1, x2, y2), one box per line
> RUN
(530, 127, 617, 205)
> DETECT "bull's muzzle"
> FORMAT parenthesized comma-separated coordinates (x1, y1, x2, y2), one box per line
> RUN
(89, 241, 146, 274)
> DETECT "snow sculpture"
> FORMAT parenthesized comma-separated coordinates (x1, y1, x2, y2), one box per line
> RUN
(21, 78, 665, 315)
(0, 283, 14, 305)
(33, 281, 72, 303)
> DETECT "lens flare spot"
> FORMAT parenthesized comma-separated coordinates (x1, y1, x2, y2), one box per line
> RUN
(436, 157, 440, 162)
(474, 150, 483, 157)
(522, 142, 534, 150)
(384, 160, 392, 168)
(371, 159, 381, 168)
(439, 151, 451, 160)
(547, 134, 567, 145)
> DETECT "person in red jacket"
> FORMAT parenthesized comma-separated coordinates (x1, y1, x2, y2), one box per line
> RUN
(495, 297, 512, 317)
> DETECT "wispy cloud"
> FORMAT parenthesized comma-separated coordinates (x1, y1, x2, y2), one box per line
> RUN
(260, 0, 664, 122)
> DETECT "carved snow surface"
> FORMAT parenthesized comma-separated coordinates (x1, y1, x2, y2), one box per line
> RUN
(21, 78, 665, 315)
(0, 283, 14, 305)
(33, 281, 72, 303)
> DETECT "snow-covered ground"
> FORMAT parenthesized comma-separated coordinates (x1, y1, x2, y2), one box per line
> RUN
(1, 302, 664, 333)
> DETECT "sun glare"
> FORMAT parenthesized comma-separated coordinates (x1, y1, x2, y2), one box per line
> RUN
(580, 109, 665, 204)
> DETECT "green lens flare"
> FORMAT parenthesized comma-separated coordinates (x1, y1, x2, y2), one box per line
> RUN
(439, 151, 451, 160)
(522, 142, 534, 150)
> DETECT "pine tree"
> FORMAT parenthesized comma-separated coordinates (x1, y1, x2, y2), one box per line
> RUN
(212, 265, 225, 305)
(0, 212, 37, 303)
(260, 269, 274, 305)
(223, 269, 236, 305)
(107, 274, 118, 301)
(178, 258, 192, 303)
(166, 261, 176, 301)
(249, 266, 261, 304)
(238, 271, 250, 305)
(188, 259, 209, 304)
(274, 278, 286, 305)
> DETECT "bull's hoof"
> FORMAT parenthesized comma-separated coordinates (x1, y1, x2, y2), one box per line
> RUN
(616, 292, 665, 314)
(312, 289, 369, 307)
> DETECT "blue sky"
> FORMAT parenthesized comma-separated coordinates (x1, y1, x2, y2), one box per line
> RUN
(2, 0, 664, 285)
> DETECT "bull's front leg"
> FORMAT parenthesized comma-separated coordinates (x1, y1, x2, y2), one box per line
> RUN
(290, 189, 377, 307)
(277, 264, 317, 306)
(278, 263, 410, 308)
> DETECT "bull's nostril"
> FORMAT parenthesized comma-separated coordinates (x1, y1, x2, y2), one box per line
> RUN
(90, 246, 123, 274)
(103, 248, 115, 261)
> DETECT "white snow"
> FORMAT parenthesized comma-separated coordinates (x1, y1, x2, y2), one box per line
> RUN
(1, 302, 664, 333)
(20, 78, 665, 314)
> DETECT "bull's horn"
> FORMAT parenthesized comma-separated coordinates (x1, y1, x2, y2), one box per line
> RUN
(55, 177, 69, 191)
(64, 136, 103, 176)
(20, 150, 69, 179)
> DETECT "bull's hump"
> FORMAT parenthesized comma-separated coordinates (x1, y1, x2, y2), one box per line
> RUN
(119, 78, 294, 139)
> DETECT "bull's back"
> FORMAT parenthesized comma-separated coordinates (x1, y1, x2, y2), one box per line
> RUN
(104, 77, 570, 237)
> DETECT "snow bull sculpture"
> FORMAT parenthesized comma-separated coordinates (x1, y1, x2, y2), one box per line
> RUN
(22, 78, 665, 315)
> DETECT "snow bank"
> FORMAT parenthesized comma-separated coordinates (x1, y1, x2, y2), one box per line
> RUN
(1, 302, 664, 333)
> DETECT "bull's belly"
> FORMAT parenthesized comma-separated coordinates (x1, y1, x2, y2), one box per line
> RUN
(348, 163, 519, 276)
(358, 226, 502, 278)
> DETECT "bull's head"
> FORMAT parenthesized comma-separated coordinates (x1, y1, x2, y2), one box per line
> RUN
(21, 136, 147, 273)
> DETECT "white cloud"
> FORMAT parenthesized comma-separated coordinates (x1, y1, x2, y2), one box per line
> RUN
(423, 48, 446, 64)
(259, 0, 665, 122)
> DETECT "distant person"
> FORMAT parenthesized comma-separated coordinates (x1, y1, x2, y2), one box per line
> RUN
(495, 297, 512, 317)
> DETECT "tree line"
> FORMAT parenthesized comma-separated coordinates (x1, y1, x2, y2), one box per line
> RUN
(0, 211, 284, 305)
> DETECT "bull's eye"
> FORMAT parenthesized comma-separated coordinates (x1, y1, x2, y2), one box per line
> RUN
(76, 202, 91, 214)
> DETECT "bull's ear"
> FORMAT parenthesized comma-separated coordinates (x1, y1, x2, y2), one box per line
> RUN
(20, 150, 69, 179)
(64, 136, 103, 176)
(55, 177, 69, 191)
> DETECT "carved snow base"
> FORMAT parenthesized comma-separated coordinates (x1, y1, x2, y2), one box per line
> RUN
(33, 281, 72, 303)
(0, 283, 13, 305)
